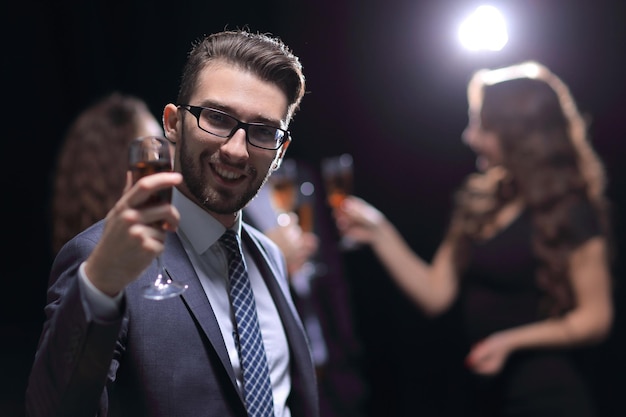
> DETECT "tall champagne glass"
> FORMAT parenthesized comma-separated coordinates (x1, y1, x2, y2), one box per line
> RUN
(269, 159, 325, 275)
(296, 178, 329, 276)
(297, 179, 315, 233)
(269, 159, 299, 212)
(129, 136, 188, 300)
(321, 153, 360, 250)
(268, 158, 299, 228)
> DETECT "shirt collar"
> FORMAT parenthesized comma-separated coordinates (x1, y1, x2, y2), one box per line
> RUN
(173, 187, 242, 255)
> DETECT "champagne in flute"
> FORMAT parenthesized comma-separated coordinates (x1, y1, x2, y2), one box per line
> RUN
(297, 180, 316, 233)
(269, 158, 299, 214)
(321, 153, 360, 250)
(129, 136, 188, 300)
(321, 153, 353, 210)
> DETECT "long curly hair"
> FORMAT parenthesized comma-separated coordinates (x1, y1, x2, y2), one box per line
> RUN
(51, 92, 159, 255)
(449, 62, 611, 317)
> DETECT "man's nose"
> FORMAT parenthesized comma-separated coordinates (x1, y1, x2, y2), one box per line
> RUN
(221, 128, 250, 159)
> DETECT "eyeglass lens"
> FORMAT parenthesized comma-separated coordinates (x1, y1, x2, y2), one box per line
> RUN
(199, 108, 285, 149)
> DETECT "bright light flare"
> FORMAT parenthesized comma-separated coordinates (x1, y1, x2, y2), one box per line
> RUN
(277, 212, 292, 226)
(458, 5, 508, 51)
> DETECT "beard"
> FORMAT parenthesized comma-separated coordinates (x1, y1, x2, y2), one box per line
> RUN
(178, 126, 272, 215)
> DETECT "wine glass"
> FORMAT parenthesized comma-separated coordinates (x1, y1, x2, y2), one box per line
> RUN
(269, 159, 326, 275)
(268, 158, 299, 226)
(128, 135, 188, 300)
(297, 179, 315, 234)
(321, 153, 360, 250)
(296, 178, 330, 277)
(269, 158, 315, 232)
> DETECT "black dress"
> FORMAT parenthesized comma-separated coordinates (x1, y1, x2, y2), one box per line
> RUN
(457, 203, 601, 417)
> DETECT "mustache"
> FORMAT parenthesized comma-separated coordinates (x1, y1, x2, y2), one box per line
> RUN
(206, 152, 258, 177)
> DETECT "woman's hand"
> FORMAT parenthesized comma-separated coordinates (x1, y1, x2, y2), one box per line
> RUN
(465, 331, 513, 376)
(333, 196, 386, 245)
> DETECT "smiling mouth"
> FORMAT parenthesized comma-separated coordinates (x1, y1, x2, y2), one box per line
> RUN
(214, 164, 244, 181)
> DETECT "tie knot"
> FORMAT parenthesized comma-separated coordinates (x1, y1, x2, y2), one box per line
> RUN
(219, 230, 241, 256)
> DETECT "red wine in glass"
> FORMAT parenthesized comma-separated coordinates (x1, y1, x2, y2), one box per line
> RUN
(131, 160, 174, 208)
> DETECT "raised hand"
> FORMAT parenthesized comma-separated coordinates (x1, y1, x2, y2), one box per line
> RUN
(84, 171, 182, 297)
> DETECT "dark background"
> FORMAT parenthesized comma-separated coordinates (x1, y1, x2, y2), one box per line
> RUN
(5, 0, 625, 416)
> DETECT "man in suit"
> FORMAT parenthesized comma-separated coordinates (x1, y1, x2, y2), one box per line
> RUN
(26, 29, 318, 417)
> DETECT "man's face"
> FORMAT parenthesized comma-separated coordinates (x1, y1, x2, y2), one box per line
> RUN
(168, 61, 290, 227)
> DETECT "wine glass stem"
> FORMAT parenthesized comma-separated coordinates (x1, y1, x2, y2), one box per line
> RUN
(154, 256, 168, 287)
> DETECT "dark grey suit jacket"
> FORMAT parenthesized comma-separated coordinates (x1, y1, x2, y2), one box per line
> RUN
(25, 219, 319, 417)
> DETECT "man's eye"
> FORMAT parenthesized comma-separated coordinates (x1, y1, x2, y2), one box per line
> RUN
(205, 111, 232, 127)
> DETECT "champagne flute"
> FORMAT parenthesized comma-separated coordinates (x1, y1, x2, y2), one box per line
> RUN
(269, 159, 325, 276)
(321, 153, 360, 250)
(296, 178, 330, 277)
(269, 159, 315, 232)
(268, 158, 299, 226)
(129, 136, 188, 300)
(297, 179, 315, 234)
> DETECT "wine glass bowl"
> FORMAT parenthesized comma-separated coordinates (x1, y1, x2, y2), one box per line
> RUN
(269, 159, 325, 282)
(297, 180, 315, 233)
(321, 153, 354, 210)
(269, 158, 316, 232)
(128, 136, 188, 300)
(268, 158, 299, 214)
(321, 153, 360, 250)
(129, 145, 173, 209)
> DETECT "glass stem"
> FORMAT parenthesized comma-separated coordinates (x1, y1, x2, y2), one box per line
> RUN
(154, 256, 167, 287)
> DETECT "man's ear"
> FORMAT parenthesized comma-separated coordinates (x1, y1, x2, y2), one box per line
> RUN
(271, 140, 291, 172)
(162, 104, 180, 144)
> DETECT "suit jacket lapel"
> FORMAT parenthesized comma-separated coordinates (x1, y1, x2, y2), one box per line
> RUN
(161, 232, 238, 391)
(161, 228, 318, 417)
(242, 226, 319, 417)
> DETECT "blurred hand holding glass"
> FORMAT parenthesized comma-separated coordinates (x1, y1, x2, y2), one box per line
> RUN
(268, 158, 325, 276)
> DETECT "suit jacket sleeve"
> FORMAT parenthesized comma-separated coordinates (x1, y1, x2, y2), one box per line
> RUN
(26, 222, 124, 417)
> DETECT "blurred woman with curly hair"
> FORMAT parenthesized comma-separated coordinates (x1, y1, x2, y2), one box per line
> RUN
(51, 92, 163, 254)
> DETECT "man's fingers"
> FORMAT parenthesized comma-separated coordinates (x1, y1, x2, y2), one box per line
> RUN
(125, 172, 182, 208)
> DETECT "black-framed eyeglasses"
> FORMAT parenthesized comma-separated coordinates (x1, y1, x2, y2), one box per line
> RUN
(178, 104, 290, 150)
